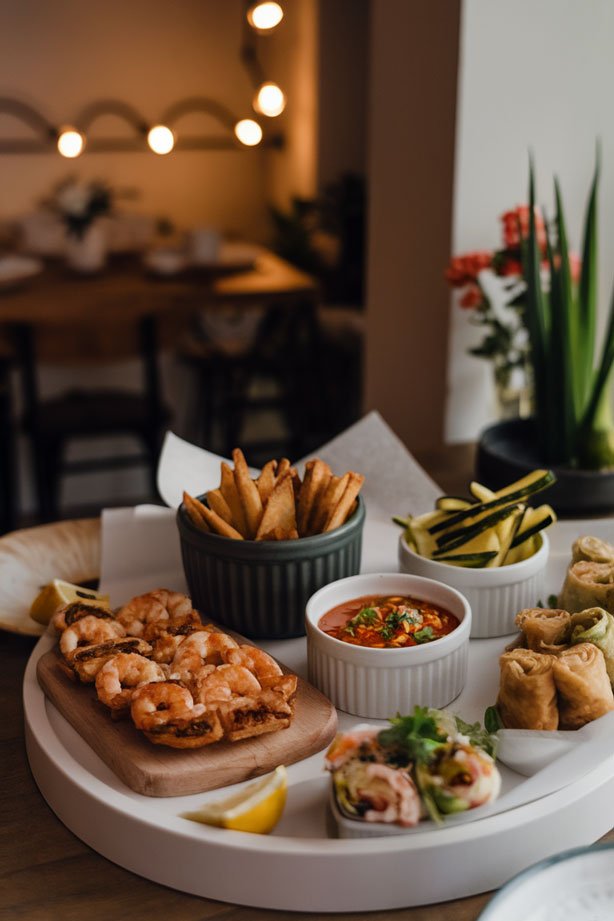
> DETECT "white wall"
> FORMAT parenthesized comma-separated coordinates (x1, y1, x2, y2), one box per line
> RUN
(446, 0, 614, 442)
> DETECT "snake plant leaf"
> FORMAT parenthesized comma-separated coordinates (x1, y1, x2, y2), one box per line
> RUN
(553, 180, 579, 455)
(577, 152, 600, 406)
(525, 160, 554, 459)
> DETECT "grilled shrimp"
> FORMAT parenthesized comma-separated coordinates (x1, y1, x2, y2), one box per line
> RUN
(95, 653, 166, 711)
(116, 589, 199, 638)
(193, 663, 262, 707)
(53, 602, 114, 634)
(170, 630, 238, 682)
(60, 615, 126, 659)
(222, 644, 282, 681)
(130, 681, 223, 749)
(151, 623, 216, 664)
(71, 637, 152, 683)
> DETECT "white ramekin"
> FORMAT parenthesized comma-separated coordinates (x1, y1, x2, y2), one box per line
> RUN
(398, 532, 549, 639)
(305, 572, 471, 720)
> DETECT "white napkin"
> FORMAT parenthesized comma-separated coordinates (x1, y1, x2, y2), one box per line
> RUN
(100, 412, 440, 602)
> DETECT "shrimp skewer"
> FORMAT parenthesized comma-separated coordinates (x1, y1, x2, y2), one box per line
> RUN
(95, 653, 166, 712)
(131, 681, 223, 748)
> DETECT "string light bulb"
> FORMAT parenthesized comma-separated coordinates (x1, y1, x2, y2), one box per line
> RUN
(57, 126, 85, 158)
(147, 124, 175, 155)
(234, 118, 263, 147)
(247, 2, 283, 32)
(254, 82, 286, 118)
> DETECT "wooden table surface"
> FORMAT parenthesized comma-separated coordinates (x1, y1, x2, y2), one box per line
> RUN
(2, 443, 612, 920)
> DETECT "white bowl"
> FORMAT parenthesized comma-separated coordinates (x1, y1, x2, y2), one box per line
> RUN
(398, 533, 549, 639)
(305, 572, 471, 719)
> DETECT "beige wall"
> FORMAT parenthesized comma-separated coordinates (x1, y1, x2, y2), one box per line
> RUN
(0, 0, 318, 241)
(365, 0, 460, 451)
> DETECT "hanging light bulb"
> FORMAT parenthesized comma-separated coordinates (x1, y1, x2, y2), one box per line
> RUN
(57, 126, 85, 158)
(147, 124, 175, 155)
(254, 82, 286, 118)
(247, 2, 283, 32)
(234, 118, 263, 147)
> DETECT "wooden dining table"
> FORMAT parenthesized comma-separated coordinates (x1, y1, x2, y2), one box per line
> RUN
(0, 248, 319, 532)
(2, 443, 613, 920)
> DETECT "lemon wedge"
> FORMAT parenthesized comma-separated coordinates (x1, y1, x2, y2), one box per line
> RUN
(29, 579, 111, 626)
(182, 765, 287, 834)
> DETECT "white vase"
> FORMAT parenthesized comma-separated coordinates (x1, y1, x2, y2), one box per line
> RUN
(65, 222, 107, 273)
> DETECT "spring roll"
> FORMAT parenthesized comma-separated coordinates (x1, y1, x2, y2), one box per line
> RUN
(570, 607, 614, 684)
(553, 643, 614, 730)
(515, 608, 571, 652)
(571, 535, 614, 564)
(497, 649, 559, 730)
(559, 561, 614, 615)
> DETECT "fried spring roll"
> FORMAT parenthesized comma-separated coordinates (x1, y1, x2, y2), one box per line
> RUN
(515, 608, 572, 653)
(553, 643, 614, 729)
(570, 607, 614, 684)
(497, 648, 559, 730)
(559, 561, 614, 616)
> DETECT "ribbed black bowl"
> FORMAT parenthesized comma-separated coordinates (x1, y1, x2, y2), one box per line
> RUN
(177, 495, 365, 639)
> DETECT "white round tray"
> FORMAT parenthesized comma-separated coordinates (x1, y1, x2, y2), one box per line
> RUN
(24, 624, 614, 913)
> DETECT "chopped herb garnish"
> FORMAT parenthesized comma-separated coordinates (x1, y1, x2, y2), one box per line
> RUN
(378, 707, 448, 765)
(413, 626, 435, 644)
(455, 715, 498, 759)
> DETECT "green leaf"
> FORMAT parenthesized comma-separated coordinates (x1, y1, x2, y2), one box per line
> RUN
(455, 716, 499, 759)
(377, 708, 448, 765)
(524, 158, 554, 459)
(577, 150, 600, 407)
(484, 706, 503, 734)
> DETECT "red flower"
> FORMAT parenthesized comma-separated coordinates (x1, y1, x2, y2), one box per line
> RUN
(501, 205, 547, 252)
(498, 258, 523, 277)
(568, 252, 581, 283)
(459, 283, 484, 309)
(445, 251, 492, 287)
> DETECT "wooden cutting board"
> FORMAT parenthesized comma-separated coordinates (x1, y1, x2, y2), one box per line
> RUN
(37, 648, 337, 797)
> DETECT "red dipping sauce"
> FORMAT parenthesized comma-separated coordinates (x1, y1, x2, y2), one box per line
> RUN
(318, 594, 460, 649)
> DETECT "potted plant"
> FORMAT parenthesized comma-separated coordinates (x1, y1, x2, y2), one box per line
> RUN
(476, 156, 614, 514)
(50, 178, 112, 273)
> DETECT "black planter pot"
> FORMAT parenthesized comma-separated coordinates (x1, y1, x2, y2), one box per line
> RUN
(476, 418, 614, 517)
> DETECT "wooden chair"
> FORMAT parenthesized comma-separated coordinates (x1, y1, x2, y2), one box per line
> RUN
(180, 300, 320, 464)
(16, 314, 170, 522)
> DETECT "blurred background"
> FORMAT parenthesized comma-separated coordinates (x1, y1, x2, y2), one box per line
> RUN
(0, 0, 613, 529)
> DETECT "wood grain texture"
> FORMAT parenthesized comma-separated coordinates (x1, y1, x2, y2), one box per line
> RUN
(37, 647, 337, 797)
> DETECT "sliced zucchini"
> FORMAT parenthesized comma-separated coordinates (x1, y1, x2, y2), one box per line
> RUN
(411, 523, 439, 559)
(504, 537, 537, 565)
(392, 515, 411, 528)
(433, 505, 518, 554)
(434, 528, 499, 563)
(491, 506, 524, 567)
(435, 496, 473, 512)
(469, 481, 496, 502)
(509, 504, 556, 549)
(428, 469, 556, 535)
(436, 550, 498, 568)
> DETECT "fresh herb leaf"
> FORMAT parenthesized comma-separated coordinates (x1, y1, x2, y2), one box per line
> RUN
(413, 626, 435, 644)
(484, 705, 504, 736)
(378, 707, 448, 765)
(548, 594, 559, 607)
(346, 606, 378, 630)
(455, 716, 499, 759)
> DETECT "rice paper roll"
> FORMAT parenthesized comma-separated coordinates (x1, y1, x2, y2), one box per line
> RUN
(559, 561, 614, 615)
(571, 536, 614, 565)
(553, 643, 614, 730)
(570, 607, 614, 684)
(497, 649, 558, 730)
(515, 608, 571, 652)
